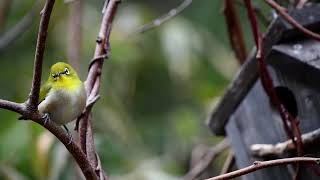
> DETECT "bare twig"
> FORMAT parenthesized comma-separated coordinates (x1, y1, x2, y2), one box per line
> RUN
(296, 0, 309, 9)
(251, 128, 320, 157)
(184, 139, 230, 180)
(264, 0, 320, 41)
(235, 0, 270, 28)
(77, 0, 121, 179)
(205, 157, 320, 180)
(244, 0, 304, 178)
(135, 0, 192, 33)
(0, 100, 24, 114)
(26, 0, 54, 111)
(0, 0, 40, 53)
(245, 0, 303, 155)
(224, 0, 247, 64)
(0, 101, 98, 180)
(220, 151, 235, 175)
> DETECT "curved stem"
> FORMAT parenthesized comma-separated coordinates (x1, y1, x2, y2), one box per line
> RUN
(206, 157, 320, 180)
(265, 0, 320, 41)
(27, 0, 55, 110)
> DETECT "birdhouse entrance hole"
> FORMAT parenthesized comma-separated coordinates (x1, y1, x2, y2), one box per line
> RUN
(274, 86, 298, 118)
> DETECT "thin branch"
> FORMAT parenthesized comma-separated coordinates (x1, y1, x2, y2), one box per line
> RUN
(244, 1, 304, 178)
(251, 128, 320, 157)
(220, 151, 235, 175)
(184, 139, 230, 180)
(85, 0, 120, 91)
(78, 0, 121, 179)
(0, 0, 40, 53)
(296, 0, 309, 9)
(85, 113, 97, 170)
(0, 99, 24, 114)
(205, 157, 320, 180)
(235, 0, 270, 27)
(135, 0, 192, 33)
(26, 0, 55, 111)
(224, 0, 247, 64)
(0, 102, 99, 179)
(245, 0, 304, 156)
(264, 0, 320, 41)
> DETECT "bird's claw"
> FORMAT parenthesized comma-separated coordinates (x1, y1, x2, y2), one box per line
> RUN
(63, 125, 73, 145)
(42, 113, 50, 125)
(67, 135, 73, 145)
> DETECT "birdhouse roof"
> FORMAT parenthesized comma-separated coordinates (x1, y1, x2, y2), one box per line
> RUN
(208, 4, 320, 136)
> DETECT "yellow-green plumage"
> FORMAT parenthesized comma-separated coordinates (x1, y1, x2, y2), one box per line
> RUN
(38, 62, 86, 125)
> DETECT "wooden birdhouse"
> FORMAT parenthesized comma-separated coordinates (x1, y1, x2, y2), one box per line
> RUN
(209, 4, 320, 180)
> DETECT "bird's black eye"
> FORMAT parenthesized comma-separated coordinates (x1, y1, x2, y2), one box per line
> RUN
(52, 73, 58, 78)
(64, 68, 70, 75)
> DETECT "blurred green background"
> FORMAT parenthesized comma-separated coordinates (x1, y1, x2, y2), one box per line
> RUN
(0, 0, 270, 179)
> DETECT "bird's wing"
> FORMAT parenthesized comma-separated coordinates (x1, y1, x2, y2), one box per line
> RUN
(39, 82, 52, 103)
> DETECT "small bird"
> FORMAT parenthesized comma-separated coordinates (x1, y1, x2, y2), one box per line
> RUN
(38, 62, 87, 127)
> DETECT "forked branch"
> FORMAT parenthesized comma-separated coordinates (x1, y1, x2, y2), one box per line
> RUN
(77, 0, 121, 179)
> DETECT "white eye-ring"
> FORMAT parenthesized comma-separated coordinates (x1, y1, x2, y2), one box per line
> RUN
(64, 68, 70, 75)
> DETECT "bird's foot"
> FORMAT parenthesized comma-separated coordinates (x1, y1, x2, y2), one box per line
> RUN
(63, 125, 73, 145)
(42, 113, 50, 125)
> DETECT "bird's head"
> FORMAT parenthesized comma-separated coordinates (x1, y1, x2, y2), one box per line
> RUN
(48, 62, 79, 83)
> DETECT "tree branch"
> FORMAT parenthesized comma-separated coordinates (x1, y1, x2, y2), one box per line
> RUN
(206, 157, 320, 180)
(32, 116, 99, 180)
(244, 0, 304, 178)
(245, 0, 304, 155)
(251, 128, 320, 157)
(220, 151, 235, 175)
(0, 99, 24, 114)
(77, 0, 121, 179)
(224, 0, 247, 64)
(135, 0, 192, 33)
(0, 101, 98, 179)
(184, 139, 230, 180)
(27, 0, 54, 111)
(264, 0, 320, 41)
(296, 0, 309, 9)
